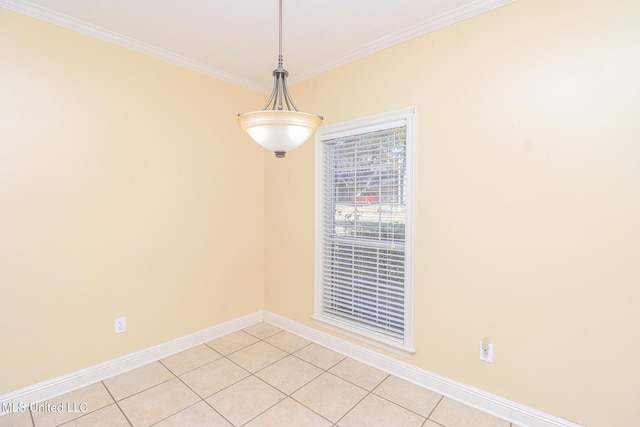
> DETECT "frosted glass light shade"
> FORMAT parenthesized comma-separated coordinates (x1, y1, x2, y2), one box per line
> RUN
(237, 110, 322, 155)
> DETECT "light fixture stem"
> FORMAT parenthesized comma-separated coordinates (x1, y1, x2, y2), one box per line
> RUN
(257, 0, 314, 115)
(279, 0, 283, 61)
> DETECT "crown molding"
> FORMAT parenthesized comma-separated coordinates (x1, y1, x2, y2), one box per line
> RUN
(289, 0, 520, 85)
(2, 0, 518, 93)
(0, 0, 265, 93)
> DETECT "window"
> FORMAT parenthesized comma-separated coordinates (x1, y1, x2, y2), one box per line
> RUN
(314, 107, 416, 356)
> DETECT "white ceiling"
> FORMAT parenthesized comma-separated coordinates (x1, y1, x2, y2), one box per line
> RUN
(2, 0, 518, 92)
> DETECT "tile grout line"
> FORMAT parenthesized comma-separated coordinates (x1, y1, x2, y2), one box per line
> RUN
(25, 328, 258, 427)
(266, 324, 515, 426)
(200, 398, 235, 427)
(285, 344, 358, 427)
(282, 330, 443, 426)
(41, 382, 129, 427)
(425, 395, 445, 423)
(271, 327, 378, 427)
(330, 371, 438, 427)
(100, 381, 134, 427)
(154, 350, 250, 427)
(158, 340, 263, 423)
(231, 325, 330, 425)
(166, 332, 282, 425)
(157, 346, 225, 377)
(104, 360, 211, 427)
(158, 360, 236, 427)
(264, 324, 462, 427)
(38, 323, 489, 427)
(28, 405, 35, 427)
(362, 379, 443, 425)
(289, 343, 437, 426)
(46, 322, 501, 427)
(246, 329, 335, 426)
(286, 370, 351, 427)
(236, 376, 287, 426)
(154, 349, 237, 424)
(105, 373, 176, 406)
(184, 355, 249, 399)
(332, 386, 373, 427)
(242, 327, 339, 426)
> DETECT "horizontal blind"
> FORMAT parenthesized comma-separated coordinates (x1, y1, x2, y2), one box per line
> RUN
(319, 125, 407, 342)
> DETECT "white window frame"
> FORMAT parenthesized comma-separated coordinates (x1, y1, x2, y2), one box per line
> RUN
(313, 107, 416, 357)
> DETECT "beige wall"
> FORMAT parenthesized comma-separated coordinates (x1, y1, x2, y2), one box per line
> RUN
(3, 0, 639, 425)
(264, 0, 640, 426)
(0, 9, 265, 393)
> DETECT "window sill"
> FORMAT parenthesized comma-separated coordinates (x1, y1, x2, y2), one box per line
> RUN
(311, 315, 416, 358)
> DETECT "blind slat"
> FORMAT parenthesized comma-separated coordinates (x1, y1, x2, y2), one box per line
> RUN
(319, 124, 407, 343)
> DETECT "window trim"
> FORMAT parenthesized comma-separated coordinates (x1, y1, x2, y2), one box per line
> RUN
(313, 107, 416, 357)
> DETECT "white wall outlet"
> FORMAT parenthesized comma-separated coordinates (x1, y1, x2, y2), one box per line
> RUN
(115, 316, 126, 334)
(479, 338, 493, 363)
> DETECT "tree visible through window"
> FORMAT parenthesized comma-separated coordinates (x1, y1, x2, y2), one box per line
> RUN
(315, 108, 415, 352)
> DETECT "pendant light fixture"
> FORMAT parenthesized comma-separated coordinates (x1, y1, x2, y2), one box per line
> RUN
(237, 0, 323, 158)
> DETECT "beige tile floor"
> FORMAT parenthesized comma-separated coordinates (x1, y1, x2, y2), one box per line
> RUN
(1, 323, 518, 427)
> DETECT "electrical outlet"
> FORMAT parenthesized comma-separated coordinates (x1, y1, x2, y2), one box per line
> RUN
(479, 338, 493, 363)
(115, 316, 126, 334)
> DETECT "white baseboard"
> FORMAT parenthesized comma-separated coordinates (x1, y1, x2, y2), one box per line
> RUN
(263, 311, 583, 427)
(1, 310, 583, 427)
(0, 311, 263, 416)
